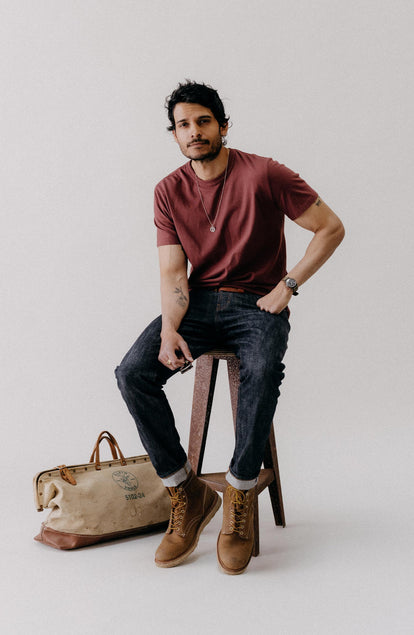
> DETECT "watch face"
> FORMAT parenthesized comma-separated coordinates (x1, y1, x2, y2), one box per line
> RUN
(285, 278, 296, 288)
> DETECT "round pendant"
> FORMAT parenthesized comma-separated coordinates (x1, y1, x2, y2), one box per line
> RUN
(210, 226, 216, 233)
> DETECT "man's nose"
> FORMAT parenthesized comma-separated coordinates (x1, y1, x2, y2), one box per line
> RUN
(190, 124, 201, 137)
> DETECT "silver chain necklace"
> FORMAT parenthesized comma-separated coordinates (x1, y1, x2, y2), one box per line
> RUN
(194, 152, 230, 233)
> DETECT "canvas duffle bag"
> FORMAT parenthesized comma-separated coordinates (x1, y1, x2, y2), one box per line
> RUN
(33, 430, 171, 549)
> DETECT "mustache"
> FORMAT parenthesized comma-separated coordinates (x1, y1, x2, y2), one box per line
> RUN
(188, 140, 208, 147)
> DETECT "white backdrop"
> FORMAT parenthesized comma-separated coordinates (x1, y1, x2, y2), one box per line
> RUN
(1, 1, 413, 633)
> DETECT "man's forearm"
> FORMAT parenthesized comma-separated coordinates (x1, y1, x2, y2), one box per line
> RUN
(157, 245, 193, 369)
(160, 273, 189, 335)
(257, 203, 344, 314)
(287, 223, 345, 287)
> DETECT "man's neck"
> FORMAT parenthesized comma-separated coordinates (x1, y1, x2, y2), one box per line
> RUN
(191, 147, 230, 181)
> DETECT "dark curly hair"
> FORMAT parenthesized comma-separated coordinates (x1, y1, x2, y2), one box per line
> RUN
(165, 80, 230, 131)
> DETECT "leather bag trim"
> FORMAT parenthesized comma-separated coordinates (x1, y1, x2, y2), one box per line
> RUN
(34, 521, 169, 550)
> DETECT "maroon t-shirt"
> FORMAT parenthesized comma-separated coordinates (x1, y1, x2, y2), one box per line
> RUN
(154, 148, 318, 295)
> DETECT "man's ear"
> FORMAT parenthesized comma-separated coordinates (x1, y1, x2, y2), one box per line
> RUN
(172, 129, 178, 143)
(220, 122, 229, 137)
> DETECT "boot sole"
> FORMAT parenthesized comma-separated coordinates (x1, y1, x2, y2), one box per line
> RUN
(155, 492, 222, 568)
(217, 534, 253, 575)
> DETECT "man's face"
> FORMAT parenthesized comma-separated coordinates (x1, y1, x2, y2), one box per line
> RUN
(172, 102, 228, 162)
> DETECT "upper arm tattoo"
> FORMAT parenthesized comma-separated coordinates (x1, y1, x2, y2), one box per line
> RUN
(315, 197, 322, 206)
(174, 285, 188, 307)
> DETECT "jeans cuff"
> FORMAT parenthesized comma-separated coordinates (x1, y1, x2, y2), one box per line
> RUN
(161, 460, 192, 487)
(226, 470, 257, 491)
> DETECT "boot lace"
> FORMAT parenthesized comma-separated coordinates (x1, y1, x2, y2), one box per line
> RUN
(228, 487, 250, 536)
(168, 487, 187, 531)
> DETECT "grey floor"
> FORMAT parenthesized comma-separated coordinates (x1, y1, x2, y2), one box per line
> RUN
(3, 430, 413, 635)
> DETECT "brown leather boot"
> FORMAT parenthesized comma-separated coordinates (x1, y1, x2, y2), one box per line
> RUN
(155, 470, 221, 568)
(217, 485, 256, 575)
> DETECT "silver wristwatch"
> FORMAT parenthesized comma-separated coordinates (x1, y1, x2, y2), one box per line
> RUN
(283, 276, 299, 296)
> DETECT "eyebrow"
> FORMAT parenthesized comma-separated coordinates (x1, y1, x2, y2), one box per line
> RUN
(175, 115, 213, 125)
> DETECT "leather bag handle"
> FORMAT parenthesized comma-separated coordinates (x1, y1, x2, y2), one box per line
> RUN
(90, 430, 127, 470)
(90, 433, 118, 462)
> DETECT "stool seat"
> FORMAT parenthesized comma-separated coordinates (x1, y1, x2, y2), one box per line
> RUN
(192, 469, 276, 495)
(188, 348, 286, 557)
(201, 348, 235, 357)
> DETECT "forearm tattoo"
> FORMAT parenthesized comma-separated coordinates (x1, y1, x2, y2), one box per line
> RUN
(174, 285, 188, 307)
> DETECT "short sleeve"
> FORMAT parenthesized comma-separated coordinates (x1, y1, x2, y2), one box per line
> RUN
(154, 183, 181, 247)
(268, 161, 318, 221)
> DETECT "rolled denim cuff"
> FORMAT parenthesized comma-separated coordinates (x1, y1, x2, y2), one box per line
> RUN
(226, 470, 257, 491)
(161, 460, 192, 487)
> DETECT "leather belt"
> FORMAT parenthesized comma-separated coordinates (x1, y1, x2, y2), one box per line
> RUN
(215, 286, 245, 293)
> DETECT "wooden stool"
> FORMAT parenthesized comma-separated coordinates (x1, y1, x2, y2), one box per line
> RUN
(188, 348, 286, 557)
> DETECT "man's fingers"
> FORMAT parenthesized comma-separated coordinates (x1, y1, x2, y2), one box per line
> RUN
(159, 346, 190, 370)
(158, 347, 178, 369)
(257, 298, 271, 312)
(158, 334, 193, 369)
(161, 356, 179, 370)
(256, 298, 285, 314)
(179, 339, 193, 363)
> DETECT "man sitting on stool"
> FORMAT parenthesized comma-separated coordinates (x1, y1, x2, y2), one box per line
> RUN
(115, 80, 344, 574)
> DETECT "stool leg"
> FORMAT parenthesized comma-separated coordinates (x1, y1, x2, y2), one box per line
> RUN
(188, 356, 219, 475)
(226, 355, 240, 431)
(263, 425, 286, 527)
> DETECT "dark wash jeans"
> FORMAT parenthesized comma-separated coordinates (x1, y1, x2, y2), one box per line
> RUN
(115, 289, 290, 482)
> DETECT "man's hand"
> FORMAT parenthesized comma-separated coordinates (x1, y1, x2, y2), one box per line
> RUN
(256, 281, 293, 314)
(159, 329, 193, 370)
